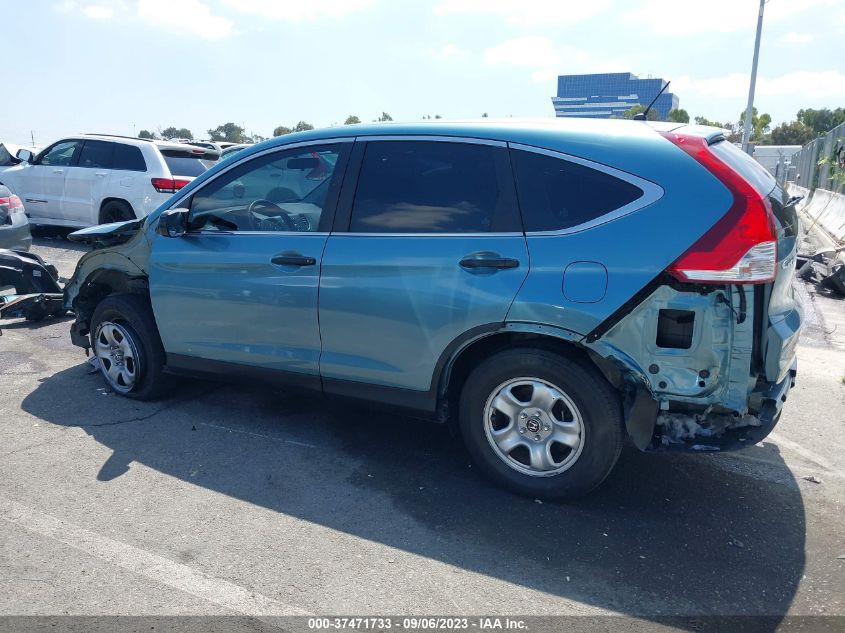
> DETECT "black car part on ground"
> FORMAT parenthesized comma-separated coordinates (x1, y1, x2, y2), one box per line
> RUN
(797, 246, 845, 296)
(0, 249, 65, 321)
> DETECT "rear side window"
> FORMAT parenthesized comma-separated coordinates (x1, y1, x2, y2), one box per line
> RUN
(511, 149, 644, 232)
(113, 144, 146, 171)
(77, 140, 113, 168)
(709, 140, 776, 196)
(349, 141, 517, 233)
(162, 153, 209, 178)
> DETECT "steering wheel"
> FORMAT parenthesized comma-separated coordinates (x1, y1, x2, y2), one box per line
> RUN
(246, 199, 296, 231)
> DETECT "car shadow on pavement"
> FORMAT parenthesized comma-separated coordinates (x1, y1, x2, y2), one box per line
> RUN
(0, 314, 74, 330)
(22, 363, 806, 625)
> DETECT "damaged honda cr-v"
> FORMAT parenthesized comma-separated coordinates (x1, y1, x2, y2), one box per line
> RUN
(62, 119, 802, 499)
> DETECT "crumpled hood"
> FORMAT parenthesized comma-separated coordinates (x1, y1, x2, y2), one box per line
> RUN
(68, 219, 144, 248)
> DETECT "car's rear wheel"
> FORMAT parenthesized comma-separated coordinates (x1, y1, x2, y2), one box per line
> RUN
(90, 294, 169, 400)
(459, 347, 624, 499)
(99, 200, 136, 224)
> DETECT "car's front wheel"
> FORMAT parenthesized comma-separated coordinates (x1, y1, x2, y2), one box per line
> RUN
(90, 294, 169, 400)
(459, 348, 624, 499)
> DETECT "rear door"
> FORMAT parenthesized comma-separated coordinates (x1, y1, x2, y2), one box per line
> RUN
(707, 140, 801, 383)
(318, 138, 529, 406)
(64, 139, 113, 225)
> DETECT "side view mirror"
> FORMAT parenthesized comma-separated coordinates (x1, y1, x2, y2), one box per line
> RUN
(157, 208, 189, 238)
(16, 149, 33, 163)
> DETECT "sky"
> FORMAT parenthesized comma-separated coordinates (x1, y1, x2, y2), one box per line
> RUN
(2, 0, 844, 146)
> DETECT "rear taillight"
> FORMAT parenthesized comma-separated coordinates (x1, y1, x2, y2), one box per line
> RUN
(151, 178, 190, 193)
(659, 131, 777, 284)
(0, 194, 23, 210)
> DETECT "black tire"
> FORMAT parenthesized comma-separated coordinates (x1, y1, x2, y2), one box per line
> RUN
(459, 347, 624, 500)
(99, 200, 136, 224)
(89, 294, 170, 401)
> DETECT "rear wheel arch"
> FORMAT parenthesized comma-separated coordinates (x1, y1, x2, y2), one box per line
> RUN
(439, 326, 622, 419)
(99, 198, 137, 224)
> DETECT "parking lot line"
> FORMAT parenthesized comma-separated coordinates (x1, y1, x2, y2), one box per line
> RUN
(197, 421, 318, 448)
(0, 496, 311, 616)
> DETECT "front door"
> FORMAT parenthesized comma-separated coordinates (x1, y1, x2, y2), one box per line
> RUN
(18, 140, 81, 222)
(148, 140, 351, 380)
(319, 139, 529, 405)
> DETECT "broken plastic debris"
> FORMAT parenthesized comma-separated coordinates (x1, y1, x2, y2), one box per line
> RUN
(87, 356, 102, 374)
(803, 475, 822, 484)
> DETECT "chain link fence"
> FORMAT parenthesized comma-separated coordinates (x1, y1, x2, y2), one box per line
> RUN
(784, 121, 845, 196)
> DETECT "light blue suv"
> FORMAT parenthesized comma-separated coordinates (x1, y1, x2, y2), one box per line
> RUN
(64, 119, 802, 498)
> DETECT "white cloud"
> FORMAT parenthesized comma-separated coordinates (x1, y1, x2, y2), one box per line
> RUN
(675, 71, 845, 99)
(435, 0, 610, 25)
(631, 0, 840, 35)
(53, 1, 119, 18)
(223, 0, 375, 21)
(439, 44, 460, 59)
(778, 32, 813, 45)
(137, 0, 234, 39)
(82, 5, 114, 19)
(485, 36, 629, 84)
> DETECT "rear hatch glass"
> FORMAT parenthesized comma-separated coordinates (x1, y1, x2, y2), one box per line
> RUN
(709, 140, 776, 197)
(161, 150, 217, 178)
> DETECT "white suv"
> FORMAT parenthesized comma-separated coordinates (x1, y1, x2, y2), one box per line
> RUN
(0, 134, 216, 227)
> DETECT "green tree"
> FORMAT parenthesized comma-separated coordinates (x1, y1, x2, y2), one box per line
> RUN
(619, 104, 658, 121)
(796, 107, 845, 135)
(292, 121, 314, 132)
(482, 112, 489, 118)
(160, 127, 193, 140)
(667, 108, 690, 123)
(138, 129, 158, 140)
(344, 115, 361, 125)
(376, 112, 393, 122)
(770, 121, 815, 145)
(273, 125, 293, 137)
(694, 116, 726, 127)
(739, 107, 771, 142)
(207, 122, 247, 143)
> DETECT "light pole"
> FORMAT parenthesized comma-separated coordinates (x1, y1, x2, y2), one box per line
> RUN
(742, 0, 766, 154)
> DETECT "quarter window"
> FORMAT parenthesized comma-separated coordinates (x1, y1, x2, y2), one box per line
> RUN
(188, 144, 347, 233)
(77, 140, 113, 169)
(349, 141, 516, 233)
(113, 144, 146, 171)
(511, 149, 644, 232)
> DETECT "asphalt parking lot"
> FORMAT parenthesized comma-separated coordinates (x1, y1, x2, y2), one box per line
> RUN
(1, 229, 843, 627)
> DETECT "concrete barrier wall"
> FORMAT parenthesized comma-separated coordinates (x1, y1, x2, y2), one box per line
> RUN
(786, 183, 811, 214)
(789, 182, 845, 242)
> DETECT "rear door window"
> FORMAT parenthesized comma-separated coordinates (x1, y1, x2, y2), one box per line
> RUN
(112, 144, 146, 171)
(77, 140, 113, 169)
(348, 141, 518, 233)
(511, 149, 644, 232)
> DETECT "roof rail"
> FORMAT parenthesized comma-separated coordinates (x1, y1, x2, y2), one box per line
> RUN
(82, 133, 154, 142)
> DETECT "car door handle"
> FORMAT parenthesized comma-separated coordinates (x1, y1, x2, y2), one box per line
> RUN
(95, 172, 107, 178)
(459, 255, 520, 270)
(52, 169, 63, 174)
(271, 254, 317, 267)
